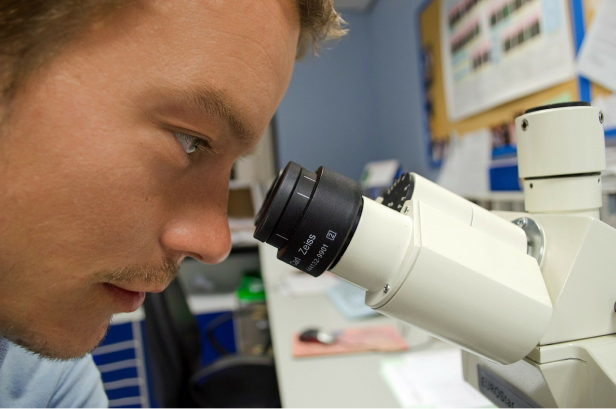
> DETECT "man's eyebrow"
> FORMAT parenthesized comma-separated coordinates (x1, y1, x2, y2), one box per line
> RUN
(175, 86, 258, 147)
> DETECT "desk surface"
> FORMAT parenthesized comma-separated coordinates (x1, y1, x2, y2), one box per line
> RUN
(259, 244, 447, 408)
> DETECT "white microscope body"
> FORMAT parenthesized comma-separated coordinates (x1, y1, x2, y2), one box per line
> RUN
(255, 103, 615, 407)
(462, 105, 616, 408)
(328, 104, 616, 407)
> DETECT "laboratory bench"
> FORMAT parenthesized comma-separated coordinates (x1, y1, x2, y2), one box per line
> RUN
(258, 243, 464, 408)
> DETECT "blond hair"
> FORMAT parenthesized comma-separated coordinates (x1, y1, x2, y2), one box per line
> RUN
(0, 0, 346, 99)
(296, 0, 347, 58)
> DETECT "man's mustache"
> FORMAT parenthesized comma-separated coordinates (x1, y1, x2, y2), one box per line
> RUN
(95, 258, 178, 287)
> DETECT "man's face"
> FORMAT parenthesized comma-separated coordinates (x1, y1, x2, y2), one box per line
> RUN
(0, 0, 299, 359)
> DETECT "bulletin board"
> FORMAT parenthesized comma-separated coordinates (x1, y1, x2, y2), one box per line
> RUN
(417, 0, 613, 167)
(582, 1, 613, 102)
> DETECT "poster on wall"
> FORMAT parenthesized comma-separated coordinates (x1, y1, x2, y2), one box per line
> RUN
(440, 0, 575, 121)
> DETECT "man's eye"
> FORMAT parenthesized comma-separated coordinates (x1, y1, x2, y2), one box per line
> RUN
(173, 131, 210, 154)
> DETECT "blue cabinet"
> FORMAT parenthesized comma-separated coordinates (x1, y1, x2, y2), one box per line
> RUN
(92, 319, 150, 408)
(93, 307, 237, 408)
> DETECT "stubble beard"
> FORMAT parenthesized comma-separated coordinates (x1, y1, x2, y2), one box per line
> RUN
(1, 258, 178, 360)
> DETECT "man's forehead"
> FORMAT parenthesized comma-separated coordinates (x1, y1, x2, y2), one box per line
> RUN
(57, 0, 297, 149)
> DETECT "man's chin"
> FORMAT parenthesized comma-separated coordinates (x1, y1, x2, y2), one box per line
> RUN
(9, 320, 111, 361)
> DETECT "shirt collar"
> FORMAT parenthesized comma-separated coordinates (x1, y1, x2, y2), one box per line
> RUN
(0, 337, 8, 368)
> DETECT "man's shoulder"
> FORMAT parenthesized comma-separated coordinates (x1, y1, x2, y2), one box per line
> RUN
(0, 340, 108, 408)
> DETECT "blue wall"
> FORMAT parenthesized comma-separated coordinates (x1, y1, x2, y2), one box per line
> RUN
(275, 13, 378, 180)
(370, 1, 439, 180)
(275, 3, 439, 181)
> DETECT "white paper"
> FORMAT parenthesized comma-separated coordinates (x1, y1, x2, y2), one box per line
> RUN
(577, 0, 616, 92)
(437, 129, 491, 196)
(361, 160, 400, 189)
(440, 0, 575, 121)
(380, 348, 493, 408)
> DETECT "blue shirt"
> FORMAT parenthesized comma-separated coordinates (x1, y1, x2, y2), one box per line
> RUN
(0, 337, 108, 407)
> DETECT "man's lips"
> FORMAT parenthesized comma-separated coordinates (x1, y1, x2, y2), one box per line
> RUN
(103, 283, 150, 313)
(110, 282, 167, 294)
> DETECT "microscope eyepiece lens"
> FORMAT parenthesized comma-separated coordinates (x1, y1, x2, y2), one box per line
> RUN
(253, 161, 301, 243)
(254, 161, 363, 277)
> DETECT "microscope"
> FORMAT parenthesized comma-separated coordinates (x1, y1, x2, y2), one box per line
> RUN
(254, 102, 616, 407)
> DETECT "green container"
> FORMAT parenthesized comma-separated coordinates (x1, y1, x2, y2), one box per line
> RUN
(236, 271, 265, 303)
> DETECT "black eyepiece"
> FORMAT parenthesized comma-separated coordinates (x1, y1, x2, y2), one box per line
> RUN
(254, 162, 363, 277)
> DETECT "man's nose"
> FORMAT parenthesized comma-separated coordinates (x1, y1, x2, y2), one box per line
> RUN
(160, 188, 232, 265)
